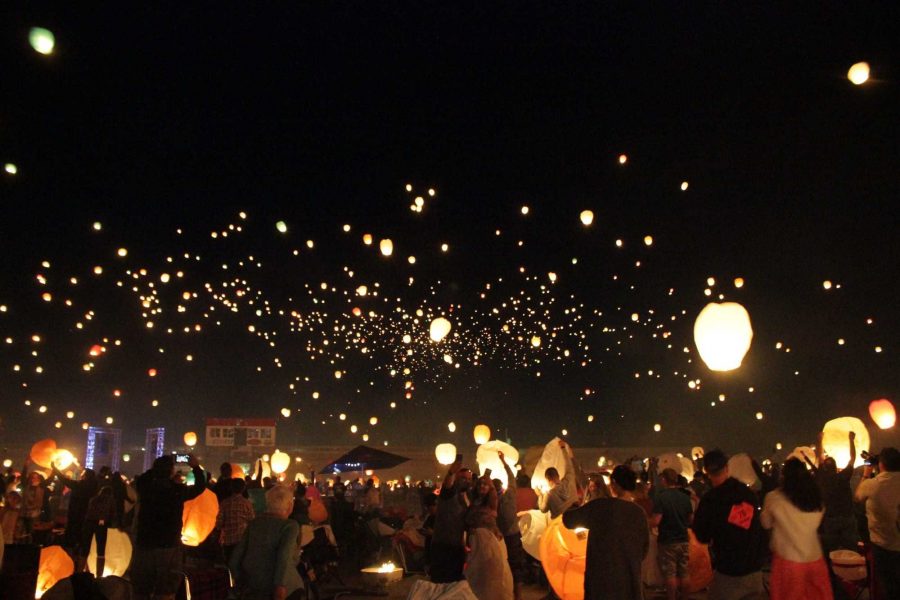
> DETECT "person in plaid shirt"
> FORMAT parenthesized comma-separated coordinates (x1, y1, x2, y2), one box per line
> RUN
(217, 478, 255, 562)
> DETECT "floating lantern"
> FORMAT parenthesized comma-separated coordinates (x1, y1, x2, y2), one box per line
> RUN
(362, 233, 373, 245)
(822, 417, 870, 468)
(540, 516, 587, 600)
(693, 302, 753, 371)
(847, 62, 870, 85)
(733, 277, 744, 288)
(618, 154, 628, 164)
(429, 317, 452, 342)
(473, 424, 491, 445)
(868, 398, 896, 429)
(579, 210, 594, 226)
(148, 368, 157, 377)
(270, 450, 290, 474)
(531, 335, 541, 347)
(183, 431, 197, 447)
(790, 446, 816, 467)
(87, 527, 132, 577)
(181, 489, 218, 546)
(476, 440, 519, 488)
(435, 443, 457, 465)
(644, 235, 654, 246)
(29, 27, 56, 55)
(281, 408, 291, 418)
(30, 439, 57, 469)
(275, 221, 288, 233)
(658, 452, 693, 479)
(4, 163, 17, 175)
(37, 546, 73, 598)
(379, 239, 393, 256)
(447, 421, 456, 433)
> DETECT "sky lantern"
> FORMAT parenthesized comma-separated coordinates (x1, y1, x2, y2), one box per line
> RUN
(868, 398, 896, 429)
(693, 302, 753, 371)
(28, 27, 56, 55)
(429, 317, 452, 342)
(435, 443, 457, 465)
(473, 424, 491, 445)
(87, 527, 132, 577)
(280, 407, 291, 418)
(476, 440, 519, 488)
(183, 431, 198, 446)
(181, 489, 218, 546)
(579, 210, 594, 226)
(618, 154, 628, 164)
(379, 238, 393, 256)
(540, 516, 586, 600)
(36, 546, 74, 598)
(275, 220, 288, 233)
(4, 163, 17, 175)
(644, 235, 654, 246)
(51, 449, 75, 470)
(89, 344, 103, 356)
(448, 421, 456, 433)
(270, 449, 290, 474)
(734, 277, 745, 288)
(362, 233, 373, 245)
(847, 61, 870, 85)
(30, 439, 57, 469)
(822, 417, 870, 467)
(531, 335, 541, 347)
(148, 368, 157, 377)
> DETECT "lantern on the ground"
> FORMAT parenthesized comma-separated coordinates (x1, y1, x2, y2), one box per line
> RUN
(693, 302, 753, 371)
(429, 317, 452, 342)
(379, 239, 393, 256)
(540, 516, 587, 600)
(30, 439, 57, 469)
(847, 62, 870, 85)
(579, 210, 594, 226)
(87, 527, 132, 577)
(270, 450, 290, 475)
(36, 546, 74, 598)
(869, 399, 896, 429)
(476, 440, 519, 488)
(182, 488, 218, 546)
(473, 424, 491, 445)
(183, 431, 197, 447)
(435, 443, 457, 465)
(822, 417, 870, 468)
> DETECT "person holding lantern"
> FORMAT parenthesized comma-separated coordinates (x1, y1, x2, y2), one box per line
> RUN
(131, 454, 207, 600)
(537, 440, 578, 519)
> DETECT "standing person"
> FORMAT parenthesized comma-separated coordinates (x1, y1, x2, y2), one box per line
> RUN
(217, 478, 255, 563)
(813, 431, 859, 555)
(651, 468, 694, 600)
(496, 452, 525, 600)
(562, 465, 650, 600)
(213, 463, 233, 502)
(229, 485, 303, 600)
(131, 454, 206, 600)
(693, 450, 766, 600)
(537, 440, 578, 519)
(51, 462, 98, 557)
(855, 447, 900, 599)
(760, 458, 831, 600)
(83, 485, 117, 576)
(430, 456, 472, 583)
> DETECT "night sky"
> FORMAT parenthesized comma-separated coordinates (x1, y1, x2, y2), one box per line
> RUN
(1, 4, 898, 458)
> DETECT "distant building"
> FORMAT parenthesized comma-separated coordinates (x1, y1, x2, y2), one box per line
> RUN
(143, 427, 166, 471)
(85, 426, 122, 471)
(205, 418, 276, 448)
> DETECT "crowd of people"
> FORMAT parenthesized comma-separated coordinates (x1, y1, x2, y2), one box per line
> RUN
(0, 435, 897, 600)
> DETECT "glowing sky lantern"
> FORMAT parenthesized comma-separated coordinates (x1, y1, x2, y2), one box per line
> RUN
(473, 424, 491, 445)
(275, 220, 288, 233)
(183, 431, 198, 446)
(540, 516, 586, 600)
(270, 449, 290, 474)
(379, 238, 393, 256)
(476, 440, 519, 487)
(693, 302, 753, 371)
(579, 210, 594, 226)
(448, 421, 456, 433)
(181, 489, 218, 546)
(4, 163, 17, 175)
(362, 233, 373, 245)
(734, 277, 745, 288)
(148, 368, 157, 377)
(87, 527, 131, 577)
(36, 546, 74, 598)
(51, 448, 75, 470)
(89, 344, 103, 356)
(429, 317, 452, 342)
(531, 335, 541, 347)
(435, 443, 457, 465)
(30, 439, 57, 469)
(847, 61, 870, 85)
(618, 154, 628, 164)
(644, 235, 654, 246)
(29, 27, 56, 55)
(868, 398, 896, 429)
(280, 407, 291, 417)
(822, 417, 870, 468)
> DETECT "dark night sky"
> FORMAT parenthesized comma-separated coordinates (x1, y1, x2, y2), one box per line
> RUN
(1, 4, 899, 458)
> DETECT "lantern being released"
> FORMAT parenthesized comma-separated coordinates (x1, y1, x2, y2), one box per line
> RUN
(473, 424, 491, 445)
(540, 516, 587, 600)
(434, 443, 457, 465)
(87, 527, 132, 577)
(868, 398, 896, 430)
(429, 317, 452, 342)
(476, 440, 519, 488)
(37, 546, 74, 598)
(693, 302, 754, 371)
(270, 450, 290, 474)
(183, 431, 198, 446)
(822, 417, 870, 468)
(182, 488, 219, 546)
(30, 439, 58, 469)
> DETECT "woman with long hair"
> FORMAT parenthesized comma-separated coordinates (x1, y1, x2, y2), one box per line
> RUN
(761, 458, 832, 599)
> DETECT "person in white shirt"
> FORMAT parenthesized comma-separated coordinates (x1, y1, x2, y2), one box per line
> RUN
(855, 447, 900, 599)
(761, 458, 832, 600)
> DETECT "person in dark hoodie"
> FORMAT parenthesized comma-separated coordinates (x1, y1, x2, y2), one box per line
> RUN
(51, 462, 98, 563)
(131, 454, 206, 600)
(693, 449, 766, 600)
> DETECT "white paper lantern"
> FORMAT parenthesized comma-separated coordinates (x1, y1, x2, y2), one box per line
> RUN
(822, 417, 870, 468)
(658, 453, 693, 480)
(29, 27, 55, 55)
(693, 302, 754, 371)
(473, 424, 491, 445)
(434, 443, 457, 465)
(379, 239, 393, 256)
(476, 440, 519, 488)
(579, 210, 594, 226)
(270, 449, 291, 474)
(847, 62, 870, 85)
(429, 317, 452, 342)
(519, 509, 550, 560)
(531, 437, 567, 493)
(87, 528, 132, 577)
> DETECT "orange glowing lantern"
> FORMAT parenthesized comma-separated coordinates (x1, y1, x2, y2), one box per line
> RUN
(869, 398, 896, 430)
(36, 545, 74, 598)
(687, 530, 713, 593)
(182, 488, 219, 546)
(30, 439, 57, 469)
(183, 431, 198, 447)
(89, 344, 104, 357)
(231, 463, 245, 479)
(540, 516, 587, 600)
(309, 498, 328, 524)
(148, 368, 157, 377)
